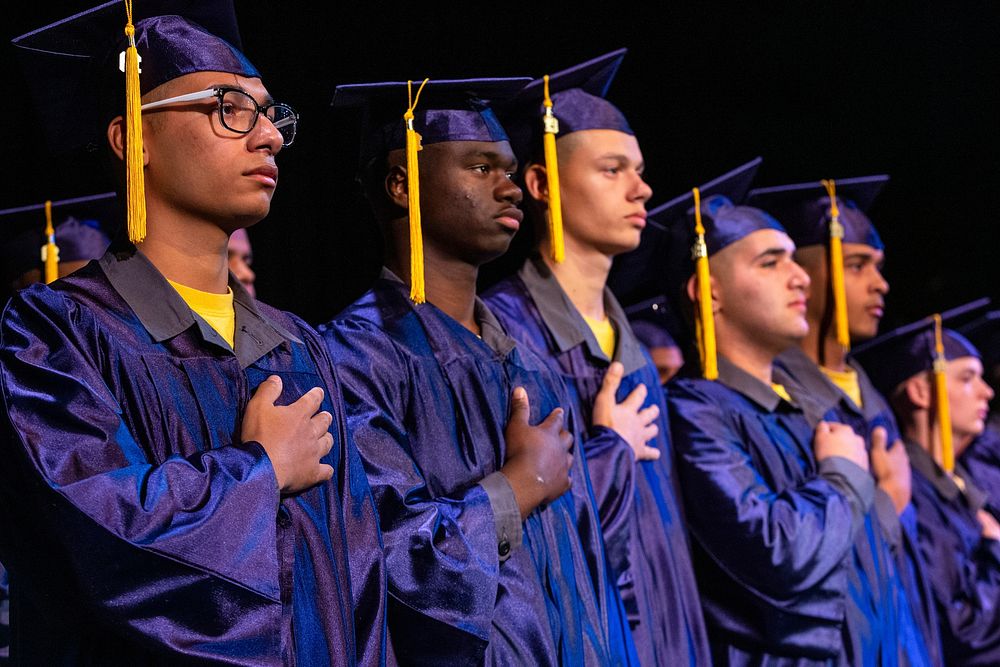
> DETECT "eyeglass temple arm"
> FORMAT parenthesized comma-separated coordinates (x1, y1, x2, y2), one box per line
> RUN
(140, 89, 218, 111)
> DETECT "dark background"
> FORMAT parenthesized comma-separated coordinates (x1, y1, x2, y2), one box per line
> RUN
(6, 1, 1000, 329)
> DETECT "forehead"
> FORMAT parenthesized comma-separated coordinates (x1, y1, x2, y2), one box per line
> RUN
(731, 227, 795, 257)
(949, 356, 984, 374)
(841, 242, 884, 259)
(557, 129, 642, 160)
(149, 71, 268, 99)
(423, 139, 516, 161)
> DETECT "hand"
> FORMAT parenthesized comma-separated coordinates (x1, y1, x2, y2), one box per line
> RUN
(813, 421, 869, 472)
(592, 362, 661, 462)
(978, 509, 1000, 541)
(501, 387, 574, 520)
(869, 428, 912, 515)
(241, 375, 335, 495)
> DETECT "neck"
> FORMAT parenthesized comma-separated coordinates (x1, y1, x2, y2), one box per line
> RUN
(136, 200, 231, 294)
(902, 410, 972, 470)
(540, 236, 611, 320)
(800, 323, 849, 371)
(385, 228, 479, 333)
(716, 324, 779, 385)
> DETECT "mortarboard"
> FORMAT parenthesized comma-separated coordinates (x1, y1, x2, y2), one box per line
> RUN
(332, 77, 530, 303)
(958, 310, 1000, 372)
(624, 297, 680, 351)
(496, 49, 632, 264)
(609, 158, 770, 379)
(14, 0, 260, 245)
(0, 192, 116, 284)
(747, 175, 889, 350)
(851, 298, 990, 473)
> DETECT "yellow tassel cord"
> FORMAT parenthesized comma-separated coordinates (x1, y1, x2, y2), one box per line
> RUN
(42, 200, 59, 284)
(123, 1, 146, 244)
(404, 78, 430, 303)
(542, 75, 565, 263)
(932, 314, 955, 474)
(692, 187, 718, 380)
(821, 179, 850, 349)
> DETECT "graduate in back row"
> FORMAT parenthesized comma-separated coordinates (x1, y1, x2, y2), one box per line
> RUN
(661, 178, 908, 665)
(322, 77, 636, 664)
(854, 305, 1000, 665)
(483, 50, 710, 665)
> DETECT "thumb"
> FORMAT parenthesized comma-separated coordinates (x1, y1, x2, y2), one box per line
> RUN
(870, 426, 888, 452)
(509, 386, 530, 424)
(252, 375, 283, 405)
(598, 362, 625, 399)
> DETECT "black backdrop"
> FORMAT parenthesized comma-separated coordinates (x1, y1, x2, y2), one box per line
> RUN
(6, 1, 1000, 328)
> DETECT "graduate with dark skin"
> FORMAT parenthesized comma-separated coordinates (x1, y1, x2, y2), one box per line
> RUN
(377, 139, 574, 518)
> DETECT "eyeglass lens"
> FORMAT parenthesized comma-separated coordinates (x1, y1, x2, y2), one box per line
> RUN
(220, 89, 297, 146)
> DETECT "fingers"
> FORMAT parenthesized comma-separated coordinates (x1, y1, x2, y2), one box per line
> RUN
(318, 432, 334, 457)
(251, 375, 283, 405)
(539, 407, 565, 431)
(311, 410, 333, 439)
(815, 420, 831, 435)
(641, 422, 659, 443)
(559, 428, 573, 451)
(292, 386, 325, 415)
(637, 444, 662, 461)
(637, 403, 659, 427)
(509, 386, 530, 424)
(621, 383, 648, 410)
(315, 463, 335, 484)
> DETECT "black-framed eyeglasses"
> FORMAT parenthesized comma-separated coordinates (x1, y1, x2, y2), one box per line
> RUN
(141, 87, 299, 147)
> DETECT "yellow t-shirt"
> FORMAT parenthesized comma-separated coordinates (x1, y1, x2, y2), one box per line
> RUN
(821, 366, 864, 409)
(582, 313, 617, 359)
(167, 279, 236, 348)
(771, 383, 792, 403)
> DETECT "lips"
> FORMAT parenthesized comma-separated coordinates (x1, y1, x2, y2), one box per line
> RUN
(245, 164, 278, 187)
(789, 299, 807, 311)
(865, 303, 884, 319)
(626, 212, 647, 228)
(495, 207, 523, 231)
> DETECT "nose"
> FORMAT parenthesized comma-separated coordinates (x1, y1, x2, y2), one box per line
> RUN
(791, 260, 811, 290)
(872, 267, 889, 295)
(496, 174, 523, 206)
(630, 172, 653, 203)
(980, 377, 995, 401)
(251, 114, 283, 156)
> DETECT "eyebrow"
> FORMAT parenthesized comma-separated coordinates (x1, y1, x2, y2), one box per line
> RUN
(211, 83, 275, 105)
(466, 149, 517, 169)
(752, 247, 790, 261)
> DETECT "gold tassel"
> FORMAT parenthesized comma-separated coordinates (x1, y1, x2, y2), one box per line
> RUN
(932, 313, 955, 473)
(42, 200, 59, 284)
(404, 79, 429, 303)
(821, 179, 849, 349)
(123, 0, 146, 244)
(542, 75, 565, 263)
(692, 187, 718, 380)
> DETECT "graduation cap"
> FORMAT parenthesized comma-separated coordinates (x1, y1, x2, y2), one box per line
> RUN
(13, 0, 259, 246)
(332, 77, 530, 303)
(0, 192, 116, 284)
(624, 296, 680, 351)
(959, 310, 1000, 372)
(495, 49, 632, 264)
(608, 158, 770, 379)
(851, 298, 990, 473)
(747, 175, 889, 351)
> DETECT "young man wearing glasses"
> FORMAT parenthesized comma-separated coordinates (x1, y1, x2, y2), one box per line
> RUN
(2, 3, 385, 665)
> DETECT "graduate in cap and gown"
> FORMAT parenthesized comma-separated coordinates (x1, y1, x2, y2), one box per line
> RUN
(853, 304, 1000, 666)
(0, 192, 114, 295)
(663, 181, 900, 665)
(2, 2, 386, 663)
(749, 177, 943, 666)
(482, 50, 711, 666)
(321, 77, 636, 665)
(956, 310, 1000, 506)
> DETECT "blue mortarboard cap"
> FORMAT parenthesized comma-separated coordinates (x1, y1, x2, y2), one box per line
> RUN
(497, 49, 633, 164)
(0, 192, 116, 279)
(13, 0, 258, 154)
(746, 175, 888, 249)
(958, 310, 1000, 371)
(332, 78, 531, 170)
(624, 296, 680, 350)
(608, 157, 766, 302)
(851, 298, 990, 395)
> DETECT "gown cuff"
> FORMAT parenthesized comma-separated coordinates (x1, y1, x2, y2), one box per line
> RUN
(479, 472, 523, 562)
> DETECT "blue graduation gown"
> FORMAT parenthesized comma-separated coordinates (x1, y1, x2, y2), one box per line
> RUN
(906, 440, 1000, 666)
(669, 356, 883, 666)
(0, 248, 387, 665)
(777, 348, 943, 666)
(321, 272, 634, 666)
(483, 259, 710, 666)
(959, 427, 1000, 514)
